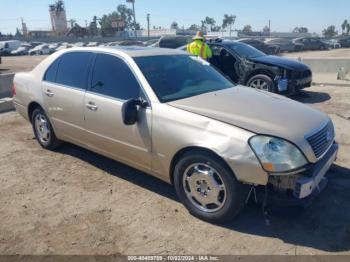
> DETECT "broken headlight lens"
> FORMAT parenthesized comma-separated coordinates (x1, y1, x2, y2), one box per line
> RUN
(249, 136, 307, 173)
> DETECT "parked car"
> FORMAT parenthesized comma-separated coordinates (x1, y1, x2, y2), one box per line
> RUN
(13, 47, 338, 223)
(322, 39, 341, 49)
(55, 43, 73, 52)
(293, 37, 331, 50)
(86, 42, 99, 47)
(158, 36, 192, 49)
(48, 43, 60, 53)
(11, 44, 32, 56)
(338, 37, 350, 48)
(74, 42, 87, 47)
(29, 42, 43, 48)
(29, 44, 51, 55)
(0, 40, 21, 55)
(118, 40, 145, 47)
(204, 39, 312, 95)
(144, 39, 160, 47)
(237, 39, 280, 54)
(265, 38, 303, 52)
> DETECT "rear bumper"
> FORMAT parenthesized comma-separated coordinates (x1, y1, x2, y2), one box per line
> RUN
(13, 101, 29, 121)
(265, 143, 338, 207)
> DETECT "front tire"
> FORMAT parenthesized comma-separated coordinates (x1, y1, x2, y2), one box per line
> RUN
(247, 74, 276, 93)
(174, 151, 247, 223)
(32, 108, 62, 150)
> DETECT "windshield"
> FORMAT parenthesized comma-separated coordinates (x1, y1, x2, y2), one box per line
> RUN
(135, 55, 234, 103)
(227, 43, 265, 58)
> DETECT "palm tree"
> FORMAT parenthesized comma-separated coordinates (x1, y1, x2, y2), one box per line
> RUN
(204, 17, 216, 31)
(341, 20, 348, 35)
(171, 21, 179, 30)
(222, 14, 236, 37)
(347, 23, 350, 35)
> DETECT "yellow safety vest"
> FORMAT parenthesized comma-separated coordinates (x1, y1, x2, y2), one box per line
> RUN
(186, 40, 212, 60)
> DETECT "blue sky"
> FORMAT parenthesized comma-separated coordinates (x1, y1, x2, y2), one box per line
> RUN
(0, 0, 349, 34)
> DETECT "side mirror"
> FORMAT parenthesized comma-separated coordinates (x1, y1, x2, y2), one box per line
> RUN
(122, 98, 148, 125)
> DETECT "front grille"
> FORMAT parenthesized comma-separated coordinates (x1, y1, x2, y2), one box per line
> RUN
(306, 122, 335, 159)
(293, 70, 312, 79)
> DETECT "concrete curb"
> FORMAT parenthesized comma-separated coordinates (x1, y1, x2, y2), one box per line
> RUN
(301, 58, 350, 74)
(312, 82, 350, 87)
(0, 98, 15, 113)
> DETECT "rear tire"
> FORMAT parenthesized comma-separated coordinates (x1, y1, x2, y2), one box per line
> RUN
(247, 74, 276, 93)
(31, 108, 62, 150)
(174, 151, 248, 223)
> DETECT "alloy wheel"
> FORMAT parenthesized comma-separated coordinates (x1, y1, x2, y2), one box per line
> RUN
(250, 79, 270, 91)
(182, 163, 227, 213)
(34, 113, 51, 145)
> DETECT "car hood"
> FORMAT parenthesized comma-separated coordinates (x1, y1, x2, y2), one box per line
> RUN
(249, 55, 310, 71)
(168, 86, 329, 144)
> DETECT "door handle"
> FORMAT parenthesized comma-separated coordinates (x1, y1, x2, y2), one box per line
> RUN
(45, 89, 54, 97)
(86, 101, 98, 111)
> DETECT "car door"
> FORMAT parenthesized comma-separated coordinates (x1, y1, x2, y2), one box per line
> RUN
(83, 53, 152, 171)
(209, 45, 240, 83)
(302, 39, 310, 50)
(42, 51, 94, 143)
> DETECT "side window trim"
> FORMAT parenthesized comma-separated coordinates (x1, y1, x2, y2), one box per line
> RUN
(87, 52, 151, 106)
(43, 57, 62, 83)
(43, 51, 94, 91)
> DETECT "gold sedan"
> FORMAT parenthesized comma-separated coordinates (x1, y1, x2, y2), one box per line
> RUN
(13, 47, 338, 223)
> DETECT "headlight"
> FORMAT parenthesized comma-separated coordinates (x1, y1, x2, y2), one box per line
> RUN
(249, 136, 307, 173)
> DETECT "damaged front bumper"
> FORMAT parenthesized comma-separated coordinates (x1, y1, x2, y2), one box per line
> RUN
(265, 143, 338, 207)
(275, 75, 312, 95)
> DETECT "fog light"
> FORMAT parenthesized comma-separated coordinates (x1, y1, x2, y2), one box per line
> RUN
(278, 78, 288, 92)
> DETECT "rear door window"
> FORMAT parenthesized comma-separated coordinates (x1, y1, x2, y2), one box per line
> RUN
(90, 53, 141, 100)
(55, 52, 94, 89)
(44, 57, 61, 82)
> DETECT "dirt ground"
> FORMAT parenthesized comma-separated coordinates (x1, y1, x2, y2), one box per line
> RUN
(0, 83, 350, 255)
(0, 55, 47, 74)
(281, 48, 350, 58)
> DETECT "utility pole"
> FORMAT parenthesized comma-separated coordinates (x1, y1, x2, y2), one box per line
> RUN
(147, 14, 150, 39)
(268, 20, 271, 37)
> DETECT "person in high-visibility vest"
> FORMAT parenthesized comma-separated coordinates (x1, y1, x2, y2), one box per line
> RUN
(186, 31, 212, 60)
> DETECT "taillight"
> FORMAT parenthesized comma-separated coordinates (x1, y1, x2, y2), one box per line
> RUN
(12, 83, 16, 97)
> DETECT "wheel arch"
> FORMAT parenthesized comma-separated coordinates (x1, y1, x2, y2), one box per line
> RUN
(27, 101, 44, 123)
(244, 68, 276, 85)
(169, 146, 237, 185)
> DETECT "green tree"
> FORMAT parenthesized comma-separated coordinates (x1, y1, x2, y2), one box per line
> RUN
(341, 20, 348, 35)
(323, 25, 338, 38)
(200, 20, 207, 31)
(293, 27, 309, 33)
(222, 14, 236, 36)
(171, 21, 179, 30)
(100, 4, 139, 36)
(15, 28, 22, 37)
(212, 26, 221, 32)
(204, 16, 216, 31)
(346, 23, 350, 35)
(188, 24, 199, 31)
(242, 25, 252, 33)
(263, 25, 270, 33)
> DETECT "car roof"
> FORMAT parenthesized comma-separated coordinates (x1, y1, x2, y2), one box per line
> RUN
(208, 39, 248, 47)
(62, 46, 188, 58)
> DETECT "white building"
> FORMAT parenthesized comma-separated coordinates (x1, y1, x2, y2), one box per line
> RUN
(49, 1, 68, 35)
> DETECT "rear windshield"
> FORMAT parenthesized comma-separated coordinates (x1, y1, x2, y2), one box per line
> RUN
(134, 55, 234, 102)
